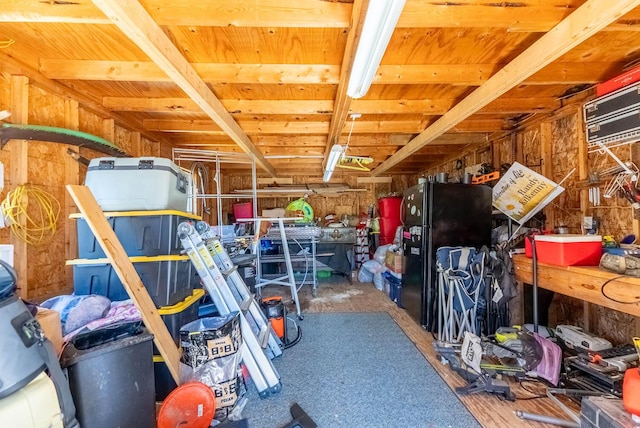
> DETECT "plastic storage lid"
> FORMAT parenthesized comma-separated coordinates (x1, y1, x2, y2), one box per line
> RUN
(65, 254, 190, 265)
(157, 382, 215, 428)
(158, 288, 205, 315)
(534, 234, 602, 243)
(70, 210, 201, 219)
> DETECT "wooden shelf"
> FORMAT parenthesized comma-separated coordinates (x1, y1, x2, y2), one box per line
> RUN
(512, 254, 640, 317)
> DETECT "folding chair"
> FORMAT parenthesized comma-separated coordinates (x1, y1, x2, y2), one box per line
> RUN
(436, 247, 486, 343)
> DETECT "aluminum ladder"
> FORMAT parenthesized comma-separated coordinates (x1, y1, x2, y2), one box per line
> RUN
(177, 221, 282, 398)
(194, 221, 283, 359)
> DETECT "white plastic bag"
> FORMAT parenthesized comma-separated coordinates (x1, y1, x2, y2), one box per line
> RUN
(362, 259, 385, 274)
(357, 266, 374, 283)
(373, 272, 384, 291)
(374, 245, 393, 264)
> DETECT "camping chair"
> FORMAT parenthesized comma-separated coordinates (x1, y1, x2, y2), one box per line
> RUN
(436, 247, 486, 343)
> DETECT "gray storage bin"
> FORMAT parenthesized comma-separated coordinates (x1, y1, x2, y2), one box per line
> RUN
(69, 255, 196, 307)
(61, 328, 155, 428)
(75, 210, 200, 258)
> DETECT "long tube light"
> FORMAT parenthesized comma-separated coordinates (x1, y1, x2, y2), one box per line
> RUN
(323, 144, 344, 182)
(346, 0, 406, 99)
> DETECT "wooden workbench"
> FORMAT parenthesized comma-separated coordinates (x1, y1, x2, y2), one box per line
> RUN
(512, 254, 640, 317)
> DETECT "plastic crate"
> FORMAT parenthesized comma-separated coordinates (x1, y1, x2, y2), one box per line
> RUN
(153, 288, 205, 354)
(68, 255, 196, 307)
(153, 355, 177, 401)
(73, 210, 200, 258)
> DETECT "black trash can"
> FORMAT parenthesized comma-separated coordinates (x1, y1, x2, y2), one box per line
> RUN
(61, 324, 156, 428)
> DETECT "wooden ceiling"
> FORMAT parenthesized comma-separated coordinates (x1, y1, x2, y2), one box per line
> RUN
(1, 0, 639, 177)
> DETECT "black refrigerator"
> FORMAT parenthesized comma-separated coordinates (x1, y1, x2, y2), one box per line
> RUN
(402, 182, 492, 330)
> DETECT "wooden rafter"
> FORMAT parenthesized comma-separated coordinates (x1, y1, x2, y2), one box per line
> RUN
(40, 60, 628, 86)
(371, 0, 640, 176)
(4, 0, 639, 31)
(142, 119, 510, 134)
(90, 0, 276, 176)
(103, 97, 560, 115)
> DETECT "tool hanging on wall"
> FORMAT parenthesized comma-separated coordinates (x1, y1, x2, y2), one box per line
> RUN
(587, 171, 601, 207)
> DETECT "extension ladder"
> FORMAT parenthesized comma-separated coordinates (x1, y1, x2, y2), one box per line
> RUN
(194, 221, 282, 358)
(177, 221, 282, 398)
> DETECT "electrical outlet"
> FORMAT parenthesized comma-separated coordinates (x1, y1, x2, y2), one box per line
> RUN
(350, 113, 362, 120)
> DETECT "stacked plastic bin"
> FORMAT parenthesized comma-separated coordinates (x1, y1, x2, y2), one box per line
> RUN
(69, 209, 203, 400)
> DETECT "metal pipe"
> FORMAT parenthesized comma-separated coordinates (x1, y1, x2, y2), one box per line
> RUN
(515, 411, 579, 428)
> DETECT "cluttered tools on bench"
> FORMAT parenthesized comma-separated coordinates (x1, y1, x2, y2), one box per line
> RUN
(433, 325, 640, 426)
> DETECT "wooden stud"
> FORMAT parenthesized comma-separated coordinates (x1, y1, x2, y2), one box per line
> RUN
(64, 99, 80, 288)
(540, 122, 554, 229)
(9, 75, 29, 299)
(66, 185, 181, 383)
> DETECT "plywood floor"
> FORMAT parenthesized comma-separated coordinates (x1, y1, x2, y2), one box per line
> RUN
(273, 275, 580, 428)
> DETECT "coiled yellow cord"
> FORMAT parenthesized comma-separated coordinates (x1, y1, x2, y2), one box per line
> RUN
(1, 184, 61, 245)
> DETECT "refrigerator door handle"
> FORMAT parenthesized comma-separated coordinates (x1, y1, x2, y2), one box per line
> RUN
(400, 196, 405, 225)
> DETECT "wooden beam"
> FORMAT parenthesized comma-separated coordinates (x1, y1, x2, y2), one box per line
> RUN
(324, 0, 367, 163)
(9, 75, 29, 299)
(371, 0, 640, 176)
(42, 59, 626, 86)
(145, 119, 508, 135)
(4, 0, 639, 31)
(357, 176, 392, 184)
(257, 177, 294, 185)
(66, 185, 181, 383)
(103, 97, 560, 115)
(0, 52, 168, 145)
(91, 0, 276, 177)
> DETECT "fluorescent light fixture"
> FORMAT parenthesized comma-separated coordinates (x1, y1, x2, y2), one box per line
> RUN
(346, 0, 406, 99)
(323, 144, 344, 182)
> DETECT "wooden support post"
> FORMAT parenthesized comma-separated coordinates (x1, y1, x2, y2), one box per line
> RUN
(540, 122, 554, 229)
(9, 75, 29, 299)
(64, 99, 80, 287)
(66, 185, 181, 383)
(576, 107, 592, 331)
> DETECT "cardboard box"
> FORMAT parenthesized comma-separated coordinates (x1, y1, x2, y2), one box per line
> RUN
(261, 208, 285, 218)
(385, 251, 405, 274)
(36, 308, 63, 355)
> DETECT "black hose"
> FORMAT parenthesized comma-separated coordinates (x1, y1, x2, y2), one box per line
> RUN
(283, 316, 302, 349)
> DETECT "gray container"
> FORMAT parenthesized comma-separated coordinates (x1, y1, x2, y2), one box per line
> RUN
(0, 296, 46, 398)
(61, 330, 155, 428)
(85, 157, 188, 212)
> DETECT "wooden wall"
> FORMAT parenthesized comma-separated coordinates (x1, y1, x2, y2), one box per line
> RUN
(422, 102, 640, 344)
(0, 71, 162, 300)
(220, 173, 409, 223)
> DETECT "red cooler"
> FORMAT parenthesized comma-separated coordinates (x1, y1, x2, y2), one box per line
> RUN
(534, 234, 602, 266)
